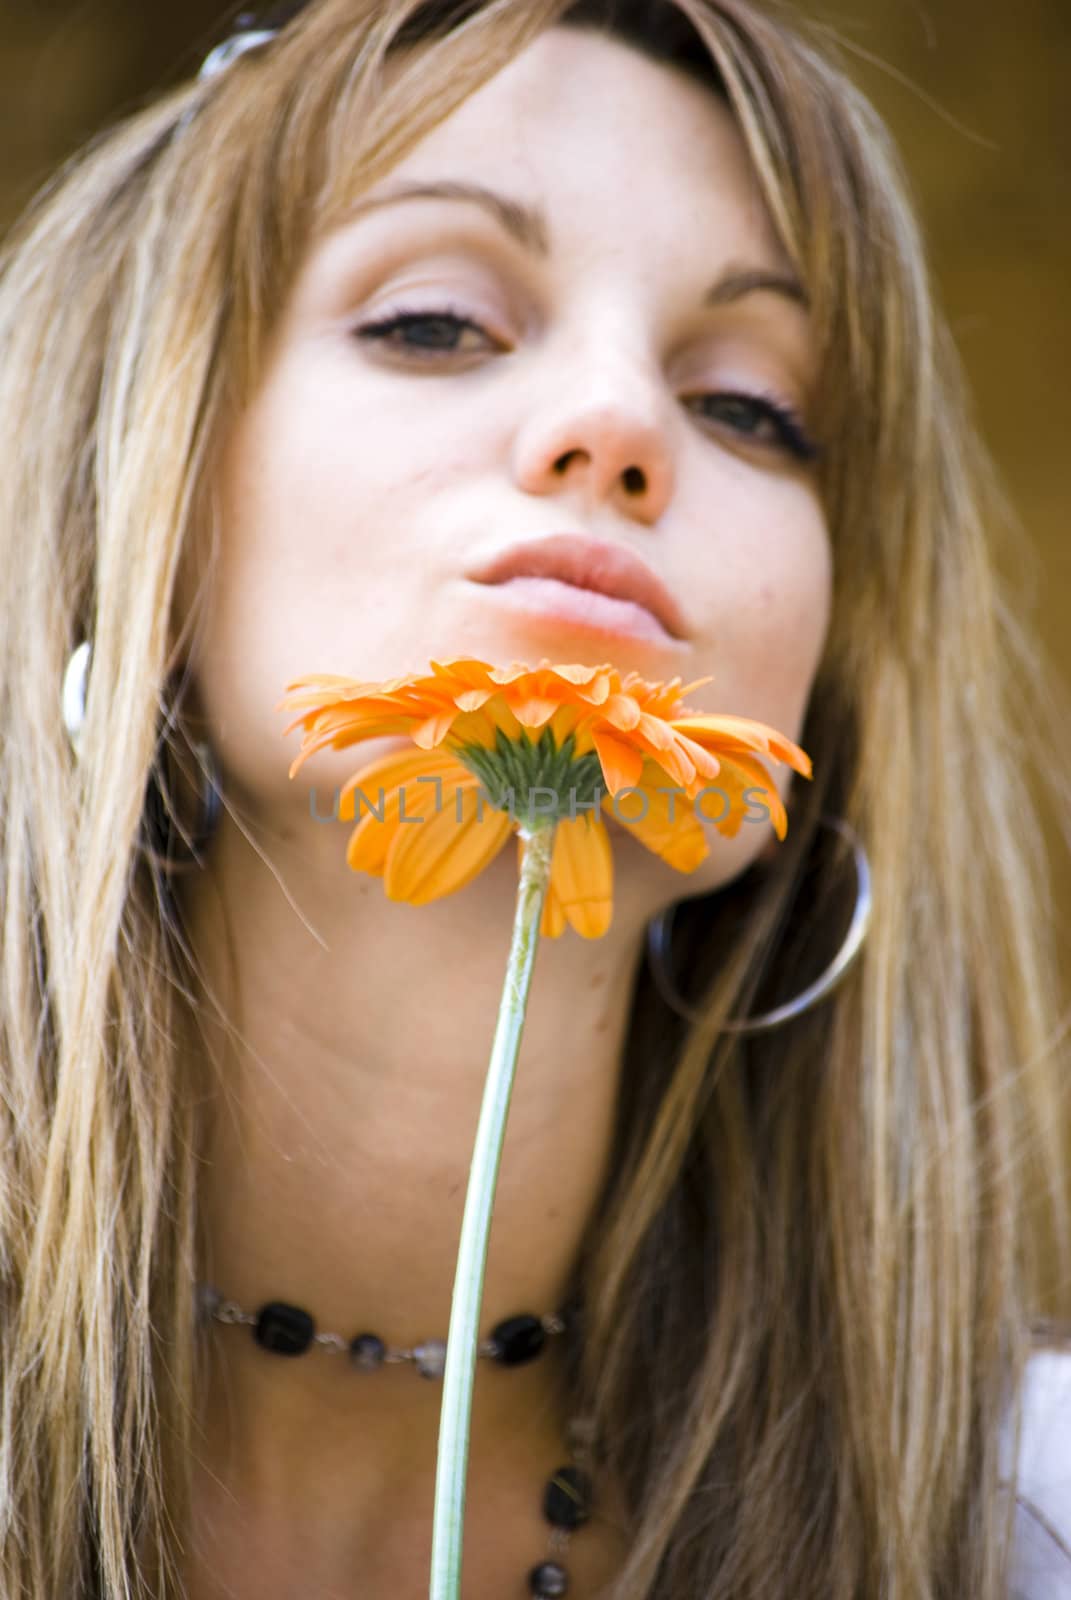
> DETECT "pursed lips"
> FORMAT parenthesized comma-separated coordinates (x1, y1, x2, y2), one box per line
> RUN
(467, 532, 688, 641)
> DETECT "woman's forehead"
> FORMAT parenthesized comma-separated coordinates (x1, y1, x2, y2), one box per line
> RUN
(318, 27, 790, 272)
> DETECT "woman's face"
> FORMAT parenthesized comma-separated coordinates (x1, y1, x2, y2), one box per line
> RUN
(187, 24, 831, 888)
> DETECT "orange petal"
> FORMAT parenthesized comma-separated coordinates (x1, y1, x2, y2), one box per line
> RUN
(541, 879, 568, 938)
(548, 702, 587, 748)
(410, 706, 464, 748)
(486, 660, 608, 692)
(672, 715, 812, 779)
(635, 711, 676, 751)
(549, 814, 614, 939)
(507, 693, 562, 729)
(670, 730, 722, 782)
(276, 671, 412, 709)
(606, 776, 710, 873)
(444, 709, 496, 751)
(429, 657, 495, 685)
(547, 662, 613, 691)
(683, 752, 787, 840)
(282, 701, 411, 740)
(345, 777, 439, 876)
(454, 688, 497, 712)
(569, 670, 615, 705)
(676, 674, 715, 700)
(591, 726, 645, 796)
(478, 700, 527, 744)
(382, 780, 514, 905)
(600, 693, 642, 732)
(701, 752, 789, 839)
(643, 739, 696, 792)
(287, 716, 416, 777)
(486, 661, 540, 686)
(337, 747, 469, 821)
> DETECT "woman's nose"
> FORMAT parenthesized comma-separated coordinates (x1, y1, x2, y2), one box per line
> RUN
(512, 368, 676, 528)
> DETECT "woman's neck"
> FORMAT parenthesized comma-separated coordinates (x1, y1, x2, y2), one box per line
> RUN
(173, 809, 652, 1567)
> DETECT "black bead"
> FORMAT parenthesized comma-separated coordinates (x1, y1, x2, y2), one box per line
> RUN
(253, 1301, 315, 1356)
(528, 1560, 569, 1597)
(349, 1333, 386, 1370)
(488, 1313, 546, 1366)
(543, 1464, 592, 1530)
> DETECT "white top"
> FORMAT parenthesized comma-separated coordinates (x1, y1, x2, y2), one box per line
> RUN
(1003, 1349, 1071, 1597)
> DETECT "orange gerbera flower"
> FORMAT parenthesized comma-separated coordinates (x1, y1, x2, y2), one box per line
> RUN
(277, 657, 812, 940)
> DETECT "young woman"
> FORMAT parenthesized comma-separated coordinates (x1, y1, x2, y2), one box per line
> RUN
(1, 0, 1069, 1594)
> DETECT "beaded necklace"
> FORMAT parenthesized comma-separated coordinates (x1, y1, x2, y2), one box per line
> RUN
(197, 1284, 596, 1597)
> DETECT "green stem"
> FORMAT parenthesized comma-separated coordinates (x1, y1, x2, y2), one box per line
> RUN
(429, 821, 556, 1599)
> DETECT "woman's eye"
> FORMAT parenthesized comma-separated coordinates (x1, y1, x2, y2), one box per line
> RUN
(686, 392, 822, 464)
(353, 306, 492, 359)
(353, 309, 822, 466)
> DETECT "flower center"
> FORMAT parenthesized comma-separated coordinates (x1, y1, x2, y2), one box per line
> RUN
(453, 727, 605, 832)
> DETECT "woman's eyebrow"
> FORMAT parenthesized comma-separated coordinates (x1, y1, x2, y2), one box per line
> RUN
(339, 178, 810, 311)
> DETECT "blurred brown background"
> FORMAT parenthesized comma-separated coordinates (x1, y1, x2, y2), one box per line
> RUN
(1, 6, 1069, 944)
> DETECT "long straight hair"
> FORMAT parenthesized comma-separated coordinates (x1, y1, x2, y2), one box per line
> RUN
(1, 0, 1069, 1594)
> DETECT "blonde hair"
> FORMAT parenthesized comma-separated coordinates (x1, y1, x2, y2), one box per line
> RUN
(1, 0, 1069, 1594)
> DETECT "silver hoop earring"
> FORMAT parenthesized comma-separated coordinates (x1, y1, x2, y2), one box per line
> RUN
(61, 638, 222, 871)
(198, 26, 279, 81)
(645, 815, 872, 1033)
(61, 639, 93, 762)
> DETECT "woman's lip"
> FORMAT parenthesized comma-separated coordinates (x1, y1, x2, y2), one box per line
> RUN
(474, 575, 684, 645)
(468, 532, 688, 640)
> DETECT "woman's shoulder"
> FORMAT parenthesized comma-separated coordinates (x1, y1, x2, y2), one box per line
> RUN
(1002, 1344, 1071, 1598)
